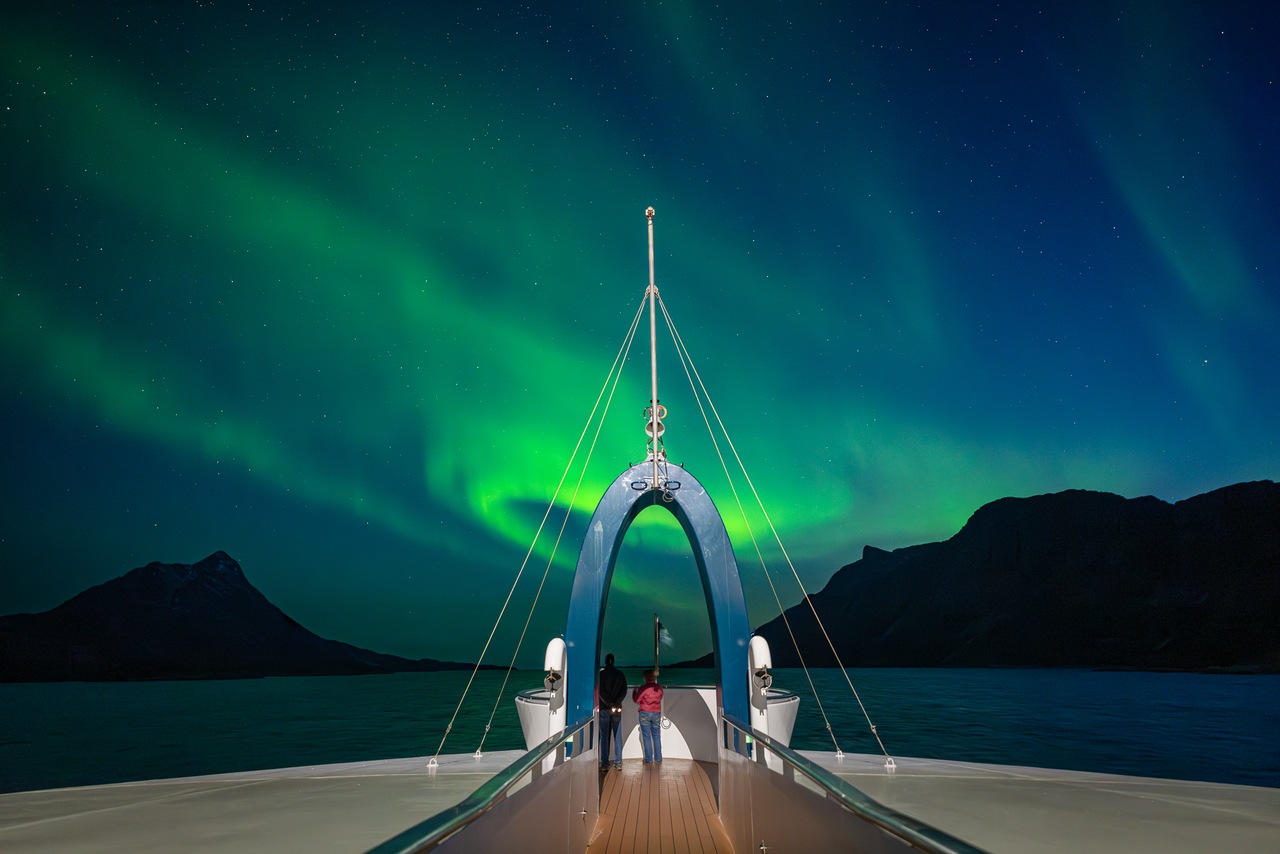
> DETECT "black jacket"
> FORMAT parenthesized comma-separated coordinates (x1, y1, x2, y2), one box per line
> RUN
(599, 665, 627, 710)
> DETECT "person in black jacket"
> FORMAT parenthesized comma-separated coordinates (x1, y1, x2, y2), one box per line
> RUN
(598, 653, 627, 770)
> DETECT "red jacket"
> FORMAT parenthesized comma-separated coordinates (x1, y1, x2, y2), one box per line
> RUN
(632, 680, 663, 713)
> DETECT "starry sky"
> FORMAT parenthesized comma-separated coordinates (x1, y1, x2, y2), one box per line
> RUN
(2, 2, 1277, 667)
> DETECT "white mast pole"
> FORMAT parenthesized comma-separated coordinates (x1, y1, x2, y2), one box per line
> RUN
(646, 206, 659, 488)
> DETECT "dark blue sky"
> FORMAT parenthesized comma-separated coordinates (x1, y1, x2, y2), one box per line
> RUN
(2, 2, 1277, 665)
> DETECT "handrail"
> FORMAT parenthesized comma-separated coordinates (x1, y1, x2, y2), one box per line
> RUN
(367, 715, 594, 854)
(722, 714, 989, 854)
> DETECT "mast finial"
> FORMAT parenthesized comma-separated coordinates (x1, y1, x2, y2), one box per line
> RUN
(646, 206, 662, 484)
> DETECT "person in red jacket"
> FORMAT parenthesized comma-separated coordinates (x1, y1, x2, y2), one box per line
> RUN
(631, 669, 664, 763)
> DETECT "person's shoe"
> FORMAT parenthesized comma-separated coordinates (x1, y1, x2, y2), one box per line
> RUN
(613, 762, 622, 769)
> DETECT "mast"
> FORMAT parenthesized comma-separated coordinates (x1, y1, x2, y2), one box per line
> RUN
(646, 206, 660, 489)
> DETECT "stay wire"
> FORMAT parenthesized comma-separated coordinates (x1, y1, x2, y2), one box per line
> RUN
(657, 297, 842, 753)
(472, 296, 646, 754)
(432, 296, 648, 762)
(659, 295, 891, 762)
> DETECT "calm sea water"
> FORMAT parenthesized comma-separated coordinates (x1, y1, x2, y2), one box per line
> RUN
(1, 668, 1276, 794)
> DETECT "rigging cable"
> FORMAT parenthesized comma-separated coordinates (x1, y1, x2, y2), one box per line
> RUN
(431, 295, 649, 764)
(658, 294, 893, 766)
(656, 296, 842, 754)
(472, 296, 647, 755)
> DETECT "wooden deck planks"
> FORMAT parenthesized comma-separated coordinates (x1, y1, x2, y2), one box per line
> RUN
(674, 770, 706, 854)
(589, 759, 734, 854)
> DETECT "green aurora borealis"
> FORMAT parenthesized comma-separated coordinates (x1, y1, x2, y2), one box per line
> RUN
(2, 2, 1277, 665)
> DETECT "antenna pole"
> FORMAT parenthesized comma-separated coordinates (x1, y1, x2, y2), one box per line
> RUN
(646, 206, 659, 488)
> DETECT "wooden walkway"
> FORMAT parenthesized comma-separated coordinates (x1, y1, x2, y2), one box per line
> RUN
(588, 759, 734, 854)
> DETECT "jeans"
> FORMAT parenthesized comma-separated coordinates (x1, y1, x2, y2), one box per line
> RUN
(598, 709, 622, 766)
(638, 710, 663, 762)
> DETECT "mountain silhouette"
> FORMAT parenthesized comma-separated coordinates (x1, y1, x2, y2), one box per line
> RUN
(0, 551, 485, 681)
(8, 481, 1278, 680)
(750, 481, 1279, 672)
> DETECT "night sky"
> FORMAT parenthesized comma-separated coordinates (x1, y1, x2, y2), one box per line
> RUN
(2, 2, 1277, 667)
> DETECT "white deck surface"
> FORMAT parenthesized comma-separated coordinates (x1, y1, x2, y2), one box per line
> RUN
(808, 751, 1280, 854)
(0, 751, 522, 853)
(2, 750, 1277, 852)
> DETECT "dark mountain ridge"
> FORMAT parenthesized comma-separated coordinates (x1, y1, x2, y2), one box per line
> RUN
(6, 481, 1277, 680)
(753, 480, 1280, 672)
(0, 551, 482, 681)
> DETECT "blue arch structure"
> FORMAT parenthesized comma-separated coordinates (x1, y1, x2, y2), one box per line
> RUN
(563, 461, 750, 726)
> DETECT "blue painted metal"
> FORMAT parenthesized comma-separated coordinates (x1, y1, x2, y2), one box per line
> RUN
(563, 461, 750, 725)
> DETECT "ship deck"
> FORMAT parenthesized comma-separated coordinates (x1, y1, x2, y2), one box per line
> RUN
(1, 751, 1277, 853)
(807, 751, 1280, 854)
(589, 759, 733, 854)
(0, 751, 523, 853)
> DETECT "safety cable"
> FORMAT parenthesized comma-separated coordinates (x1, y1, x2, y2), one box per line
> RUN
(657, 297, 843, 754)
(472, 296, 647, 754)
(431, 295, 648, 763)
(658, 294, 893, 765)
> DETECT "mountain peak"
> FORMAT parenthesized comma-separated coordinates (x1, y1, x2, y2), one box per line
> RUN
(194, 550, 244, 575)
(0, 552, 480, 681)
(757, 480, 1280, 672)
(75, 550, 260, 613)
(136, 550, 244, 580)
